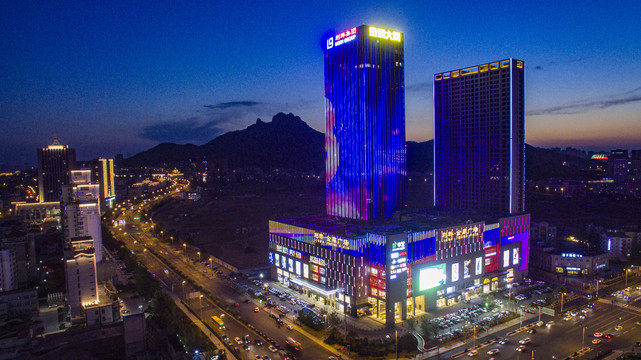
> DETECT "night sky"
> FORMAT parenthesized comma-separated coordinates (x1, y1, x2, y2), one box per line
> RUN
(1, 1, 640, 165)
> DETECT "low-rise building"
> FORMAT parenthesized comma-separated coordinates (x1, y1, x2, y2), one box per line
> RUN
(269, 212, 530, 325)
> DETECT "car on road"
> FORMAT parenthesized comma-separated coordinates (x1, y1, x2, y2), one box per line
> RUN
(254, 339, 262, 346)
(245, 299, 252, 303)
(519, 338, 531, 345)
(467, 350, 478, 357)
(242, 344, 249, 351)
(244, 335, 251, 344)
(527, 329, 536, 334)
(517, 345, 527, 352)
(234, 337, 242, 344)
(221, 335, 228, 341)
(614, 325, 623, 331)
(121, 309, 129, 314)
(604, 334, 613, 339)
(546, 321, 555, 327)
(592, 339, 602, 345)
(499, 339, 508, 345)
(487, 349, 500, 355)
(286, 324, 294, 330)
(254, 307, 260, 312)
(255, 356, 262, 360)
(233, 303, 239, 307)
(268, 345, 278, 352)
(593, 332, 603, 338)
(163, 268, 168, 274)
(535, 321, 544, 327)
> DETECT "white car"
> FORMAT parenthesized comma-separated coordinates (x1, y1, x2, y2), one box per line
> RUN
(593, 332, 603, 338)
(519, 338, 531, 345)
(546, 321, 555, 327)
(467, 350, 478, 357)
(487, 349, 500, 355)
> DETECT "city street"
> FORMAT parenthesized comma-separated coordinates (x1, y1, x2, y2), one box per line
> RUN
(113, 189, 339, 360)
(431, 300, 641, 359)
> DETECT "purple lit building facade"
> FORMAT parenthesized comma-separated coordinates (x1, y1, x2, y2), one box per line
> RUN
(434, 59, 525, 214)
(324, 25, 406, 220)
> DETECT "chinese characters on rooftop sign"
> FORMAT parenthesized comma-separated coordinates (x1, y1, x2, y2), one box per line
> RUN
(369, 26, 401, 41)
(326, 27, 357, 49)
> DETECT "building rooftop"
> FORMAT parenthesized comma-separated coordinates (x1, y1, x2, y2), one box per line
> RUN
(274, 209, 517, 237)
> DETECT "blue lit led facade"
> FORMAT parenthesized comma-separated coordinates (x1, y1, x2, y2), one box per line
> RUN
(434, 59, 525, 214)
(324, 25, 406, 220)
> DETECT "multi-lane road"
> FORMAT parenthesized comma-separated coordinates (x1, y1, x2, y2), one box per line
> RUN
(434, 299, 641, 359)
(112, 188, 337, 360)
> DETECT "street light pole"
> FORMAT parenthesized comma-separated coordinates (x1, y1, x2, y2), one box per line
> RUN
(561, 293, 565, 314)
(199, 294, 204, 319)
(626, 269, 630, 286)
(182, 280, 186, 300)
(582, 326, 586, 345)
(323, 314, 327, 342)
(396, 329, 398, 360)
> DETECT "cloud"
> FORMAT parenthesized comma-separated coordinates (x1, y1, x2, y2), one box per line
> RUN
(533, 57, 591, 71)
(406, 81, 433, 93)
(527, 87, 641, 116)
(139, 117, 223, 143)
(203, 101, 261, 109)
(139, 100, 286, 143)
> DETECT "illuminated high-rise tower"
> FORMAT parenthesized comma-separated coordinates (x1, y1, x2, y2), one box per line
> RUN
(324, 25, 406, 220)
(37, 134, 76, 202)
(434, 59, 525, 214)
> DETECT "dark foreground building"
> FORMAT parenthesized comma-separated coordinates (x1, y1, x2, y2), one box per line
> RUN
(37, 135, 76, 203)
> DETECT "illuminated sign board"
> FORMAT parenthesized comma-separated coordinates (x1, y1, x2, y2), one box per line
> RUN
(419, 263, 446, 291)
(562, 253, 582, 258)
(452, 263, 459, 282)
(475, 257, 483, 275)
(503, 250, 510, 267)
(513, 248, 520, 265)
(389, 240, 407, 279)
(326, 27, 357, 49)
(464, 260, 471, 279)
(368, 26, 401, 41)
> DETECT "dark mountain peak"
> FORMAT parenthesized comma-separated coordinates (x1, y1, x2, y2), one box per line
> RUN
(255, 118, 265, 125)
(271, 112, 303, 125)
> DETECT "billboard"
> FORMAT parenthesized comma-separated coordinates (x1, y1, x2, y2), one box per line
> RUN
(419, 263, 446, 291)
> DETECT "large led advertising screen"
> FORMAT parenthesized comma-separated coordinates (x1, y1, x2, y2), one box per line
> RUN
(419, 263, 447, 291)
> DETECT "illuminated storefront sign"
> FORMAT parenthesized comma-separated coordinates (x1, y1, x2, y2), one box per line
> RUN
(475, 257, 483, 275)
(562, 253, 582, 258)
(275, 253, 280, 267)
(452, 262, 459, 282)
(303, 263, 309, 278)
(369, 26, 401, 41)
(513, 248, 520, 265)
(327, 27, 357, 49)
(464, 260, 471, 279)
(503, 250, 510, 267)
(389, 240, 407, 279)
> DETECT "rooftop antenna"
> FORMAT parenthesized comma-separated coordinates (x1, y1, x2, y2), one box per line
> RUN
(52, 131, 61, 145)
